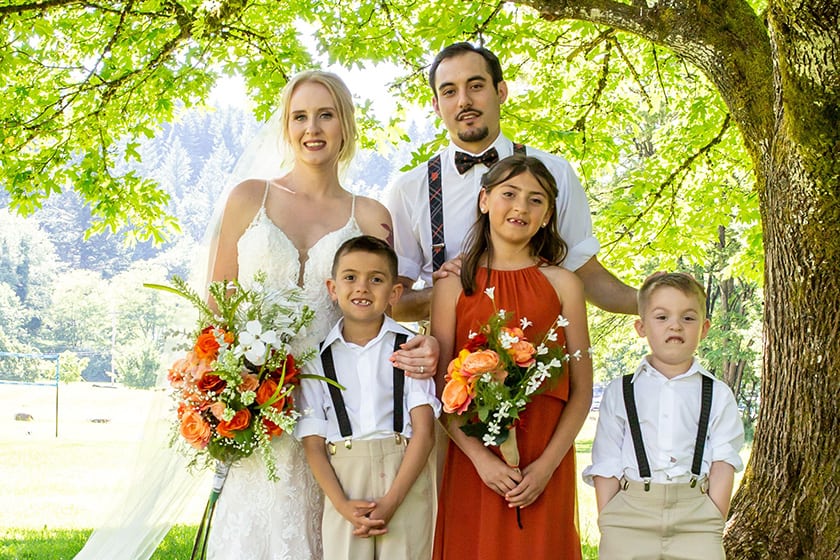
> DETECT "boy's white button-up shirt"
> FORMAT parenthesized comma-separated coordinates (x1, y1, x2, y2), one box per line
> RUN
(384, 133, 599, 286)
(295, 316, 441, 443)
(583, 357, 744, 485)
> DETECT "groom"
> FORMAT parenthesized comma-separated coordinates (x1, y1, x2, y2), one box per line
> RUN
(385, 42, 637, 321)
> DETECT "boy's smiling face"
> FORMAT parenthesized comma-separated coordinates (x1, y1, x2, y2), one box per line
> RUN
(635, 286, 710, 377)
(327, 250, 403, 327)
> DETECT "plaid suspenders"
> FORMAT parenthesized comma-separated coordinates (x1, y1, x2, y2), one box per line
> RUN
(320, 333, 409, 448)
(427, 142, 526, 272)
(622, 373, 714, 490)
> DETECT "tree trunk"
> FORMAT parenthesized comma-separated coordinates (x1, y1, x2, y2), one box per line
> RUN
(525, 1, 839, 556)
(723, 3, 840, 557)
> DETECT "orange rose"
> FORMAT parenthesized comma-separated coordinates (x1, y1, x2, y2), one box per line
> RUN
(442, 378, 473, 414)
(239, 372, 259, 393)
(256, 379, 282, 408)
(217, 408, 252, 438)
(180, 409, 211, 449)
(263, 418, 284, 437)
(197, 374, 226, 394)
(194, 329, 220, 361)
(461, 349, 501, 375)
(183, 351, 214, 381)
(446, 349, 472, 382)
(223, 330, 235, 344)
(282, 355, 299, 385)
(168, 358, 187, 387)
(209, 401, 226, 420)
(508, 339, 536, 368)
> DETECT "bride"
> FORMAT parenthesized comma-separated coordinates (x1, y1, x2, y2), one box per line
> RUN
(74, 70, 438, 560)
(205, 70, 438, 558)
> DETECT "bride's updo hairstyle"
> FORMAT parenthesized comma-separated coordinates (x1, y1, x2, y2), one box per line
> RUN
(460, 154, 568, 295)
(279, 70, 358, 166)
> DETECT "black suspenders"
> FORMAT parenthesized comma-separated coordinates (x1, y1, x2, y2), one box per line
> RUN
(622, 373, 714, 490)
(427, 142, 526, 272)
(320, 333, 408, 447)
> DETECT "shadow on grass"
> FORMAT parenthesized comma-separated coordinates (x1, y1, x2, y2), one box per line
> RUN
(0, 525, 196, 560)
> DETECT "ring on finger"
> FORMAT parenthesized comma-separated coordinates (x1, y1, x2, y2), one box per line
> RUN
(419, 365, 425, 374)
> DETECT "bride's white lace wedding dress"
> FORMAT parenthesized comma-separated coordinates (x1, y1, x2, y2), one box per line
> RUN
(207, 186, 362, 559)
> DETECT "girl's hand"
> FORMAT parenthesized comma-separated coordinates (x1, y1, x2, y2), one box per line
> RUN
(472, 451, 523, 497)
(505, 457, 554, 508)
(391, 334, 439, 379)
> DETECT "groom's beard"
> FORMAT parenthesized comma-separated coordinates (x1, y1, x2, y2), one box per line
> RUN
(458, 126, 489, 144)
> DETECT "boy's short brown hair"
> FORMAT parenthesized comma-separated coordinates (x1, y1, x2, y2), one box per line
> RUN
(637, 272, 707, 318)
(331, 235, 398, 280)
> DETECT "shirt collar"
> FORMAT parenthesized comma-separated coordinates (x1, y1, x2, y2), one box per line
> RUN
(631, 356, 715, 383)
(445, 132, 510, 158)
(320, 315, 412, 352)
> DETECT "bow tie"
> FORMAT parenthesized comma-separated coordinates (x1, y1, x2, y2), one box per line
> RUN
(454, 148, 499, 174)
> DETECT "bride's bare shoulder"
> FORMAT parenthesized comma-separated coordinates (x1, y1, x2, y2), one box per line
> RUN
(353, 195, 393, 237)
(225, 179, 269, 207)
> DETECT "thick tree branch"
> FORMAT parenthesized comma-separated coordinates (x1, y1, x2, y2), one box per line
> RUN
(513, 0, 774, 161)
(0, 0, 81, 14)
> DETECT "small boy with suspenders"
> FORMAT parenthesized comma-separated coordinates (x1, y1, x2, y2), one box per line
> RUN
(297, 235, 440, 559)
(583, 273, 744, 559)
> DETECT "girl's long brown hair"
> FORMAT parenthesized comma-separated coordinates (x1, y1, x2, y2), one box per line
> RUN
(460, 154, 568, 295)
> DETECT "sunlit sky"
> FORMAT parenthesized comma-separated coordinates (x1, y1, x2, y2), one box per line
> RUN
(209, 61, 418, 122)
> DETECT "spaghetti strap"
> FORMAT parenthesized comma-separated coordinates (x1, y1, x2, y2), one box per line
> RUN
(350, 194, 356, 219)
(260, 180, 271, 208)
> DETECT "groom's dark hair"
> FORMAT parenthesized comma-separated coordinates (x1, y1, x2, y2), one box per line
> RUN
(331, 235, 398, 280)
(429, 42, 505, 98)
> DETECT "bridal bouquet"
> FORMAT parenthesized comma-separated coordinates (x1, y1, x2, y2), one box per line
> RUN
(441, 287, 578, 470)
(146, 272, 316, 559)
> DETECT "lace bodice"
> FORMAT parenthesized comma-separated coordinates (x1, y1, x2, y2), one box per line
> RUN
(237, 199, 362, 355)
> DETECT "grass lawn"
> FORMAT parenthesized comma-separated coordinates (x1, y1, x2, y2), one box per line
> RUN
(0, 382, 746, 559)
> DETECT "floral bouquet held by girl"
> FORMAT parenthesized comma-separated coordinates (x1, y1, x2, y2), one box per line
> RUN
(146, 272, 320, 560)
(441, 287, 582, 524)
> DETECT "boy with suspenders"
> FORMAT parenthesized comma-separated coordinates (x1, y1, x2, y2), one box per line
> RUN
(583, 273, 744, 559)
(297, 235, 440, 559)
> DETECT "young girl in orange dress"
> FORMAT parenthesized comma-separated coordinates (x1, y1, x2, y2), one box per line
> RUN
(431, 154, 593, 559)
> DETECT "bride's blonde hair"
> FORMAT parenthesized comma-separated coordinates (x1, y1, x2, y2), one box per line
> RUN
(279, 70, 358, 166)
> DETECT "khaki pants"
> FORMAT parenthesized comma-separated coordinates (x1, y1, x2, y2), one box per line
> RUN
(323, 437, 435, 560)
(598, 479, 726, 560)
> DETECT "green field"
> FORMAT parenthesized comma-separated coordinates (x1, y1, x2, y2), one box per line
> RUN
(2, 382, 744, 559)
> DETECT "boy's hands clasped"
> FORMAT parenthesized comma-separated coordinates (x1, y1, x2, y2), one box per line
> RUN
(343, 494, 402, 538)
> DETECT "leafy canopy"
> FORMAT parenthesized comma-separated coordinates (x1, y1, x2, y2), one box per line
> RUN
(1, 0, 759, 282)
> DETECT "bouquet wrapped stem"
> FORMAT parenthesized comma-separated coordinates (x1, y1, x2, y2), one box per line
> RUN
(499, 426, 520, 470)
(190, 460, 231, 560)
(498, 428, 524, 529)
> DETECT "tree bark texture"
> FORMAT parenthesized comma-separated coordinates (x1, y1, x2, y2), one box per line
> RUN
(521, 0, 839, 557)
(725, 2, 840, 558)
